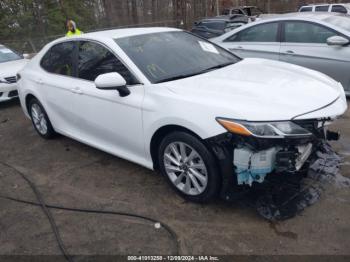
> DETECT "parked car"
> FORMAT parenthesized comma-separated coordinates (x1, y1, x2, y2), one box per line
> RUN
(18, 28, 347, 202)
(299, 3, 350, 15)
(211, 12, 350, 95)
(0, 44, 28, 102)
(191, 15, 249, 39)
(222, 6, 263, 20)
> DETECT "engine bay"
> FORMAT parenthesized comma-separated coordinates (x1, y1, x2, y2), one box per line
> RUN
(206, 118, 342, 220)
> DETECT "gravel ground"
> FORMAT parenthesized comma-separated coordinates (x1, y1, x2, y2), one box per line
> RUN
(0, 99, 349, 257)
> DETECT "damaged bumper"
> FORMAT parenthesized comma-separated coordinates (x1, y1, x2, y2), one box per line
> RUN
(234, 142, 313, 187)
(206, 119, 340, 200)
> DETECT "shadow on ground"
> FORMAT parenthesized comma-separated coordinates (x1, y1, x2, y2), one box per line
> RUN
(0, 100, 350, 256)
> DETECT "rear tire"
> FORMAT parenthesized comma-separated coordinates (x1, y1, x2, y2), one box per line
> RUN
(158, 131, 221, 203)
(29, 98, 56, 139)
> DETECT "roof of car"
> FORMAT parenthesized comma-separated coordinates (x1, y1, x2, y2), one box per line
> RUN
(225, 6, 257, 9)
(260, 11, 348, 21)
(303, 3, 350, 6)
(73, 27, 181, 40)
(201, 15, 248, 22)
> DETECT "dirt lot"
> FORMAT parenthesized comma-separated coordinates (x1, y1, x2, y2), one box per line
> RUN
(0, 99, 350, 257)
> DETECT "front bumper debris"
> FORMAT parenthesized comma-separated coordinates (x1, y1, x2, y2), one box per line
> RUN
(206, 119, 343, 220)
(255, 142, 344, 220)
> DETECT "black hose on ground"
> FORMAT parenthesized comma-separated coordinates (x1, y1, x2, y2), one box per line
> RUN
(0, 162, 180, 261)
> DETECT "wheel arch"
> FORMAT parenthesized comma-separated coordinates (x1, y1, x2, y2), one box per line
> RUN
(150, 124, 211, 170)
(25, 93, 37, 115)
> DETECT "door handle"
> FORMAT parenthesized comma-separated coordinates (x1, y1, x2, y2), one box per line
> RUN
(236, 46, 243, 49)
(70, 88, 83, 95)
(285, 50, 295, 54)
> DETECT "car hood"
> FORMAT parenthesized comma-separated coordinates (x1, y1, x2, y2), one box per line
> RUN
(162, 58, 345, 121)
(0, 59, 28, 78)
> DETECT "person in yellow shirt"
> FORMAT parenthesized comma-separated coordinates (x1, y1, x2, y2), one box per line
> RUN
(66, 20, 83, 37)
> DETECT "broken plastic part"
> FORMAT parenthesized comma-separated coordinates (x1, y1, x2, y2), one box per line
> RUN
(326, 130, 340, 141)
(234, 143, 313, 187)
(234, 147, 278, 186)
(205, 131, 347, 221)
(254, 142, 345, 221)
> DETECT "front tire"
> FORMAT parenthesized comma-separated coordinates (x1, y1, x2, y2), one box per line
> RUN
(158, 131, 221, 203)
(29, 98, 56, 139)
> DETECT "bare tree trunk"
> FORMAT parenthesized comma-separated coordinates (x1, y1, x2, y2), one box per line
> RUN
(216, 0, 220, 16)
(131, 0, 138, 24)
(143, 0, 151, 23)
(101, 0, 113, 26)
(151, 0, 157, 22)
(58, 0, 68, 21)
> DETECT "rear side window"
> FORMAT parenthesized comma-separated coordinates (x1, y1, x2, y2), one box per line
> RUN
(77, 41, 137, 84)
(315, 5, 329, 12)
(284, 21, 337, 43)
(41, 42, 76, 76)
(332, 5, 347, 14)
(300, 6, 312, 12)
(226, 22, 279, 42)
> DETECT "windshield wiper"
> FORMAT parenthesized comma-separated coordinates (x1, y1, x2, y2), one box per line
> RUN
(155, 72, 205, 83)
(155, 62, 235, 84)
(200, 62, 235, 73)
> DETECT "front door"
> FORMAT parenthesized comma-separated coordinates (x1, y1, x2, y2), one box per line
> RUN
(280, 21, 350, 93)
(69, 40, 146, 163)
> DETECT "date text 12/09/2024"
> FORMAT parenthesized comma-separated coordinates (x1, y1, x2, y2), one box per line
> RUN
(127, 256, 220, 261)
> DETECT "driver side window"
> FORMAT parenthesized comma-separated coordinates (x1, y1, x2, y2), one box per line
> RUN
(77, 41, 138, 85)
(284, 22, 338, 44)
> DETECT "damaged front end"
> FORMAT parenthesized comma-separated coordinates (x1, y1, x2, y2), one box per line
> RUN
(206, 118, 340, 206)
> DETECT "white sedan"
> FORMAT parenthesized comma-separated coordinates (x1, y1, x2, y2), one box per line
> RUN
(17, 28, 347, 202)
(211, 13, 350, 95)
(0, 44, 28, 102)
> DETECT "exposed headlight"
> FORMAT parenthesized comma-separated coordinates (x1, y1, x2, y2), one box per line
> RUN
(216, 118, 312, 138)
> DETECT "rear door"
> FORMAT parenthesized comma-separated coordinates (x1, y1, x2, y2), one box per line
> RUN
(220, 22, 281, 60)
(280, 20, 350, 92)
(39, 41, 78, 134)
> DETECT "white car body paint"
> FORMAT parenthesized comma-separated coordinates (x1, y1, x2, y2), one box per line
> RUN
(18, 28, 347, 170)
(0, 59, 28, 102)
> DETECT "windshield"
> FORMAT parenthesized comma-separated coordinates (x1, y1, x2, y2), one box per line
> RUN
(0, 46, 22, 63)
(115, 31, 240, 83)
(324, 16, 350, 33)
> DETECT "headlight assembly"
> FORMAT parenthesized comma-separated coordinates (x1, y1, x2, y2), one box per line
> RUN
(216, 118, 312, 138)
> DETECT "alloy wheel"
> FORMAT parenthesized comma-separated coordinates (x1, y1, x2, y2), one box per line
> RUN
(163, 142, 208, 196)
(31, 103, 48, 135)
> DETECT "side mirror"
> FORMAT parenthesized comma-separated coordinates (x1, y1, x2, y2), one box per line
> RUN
(327, 35, 349, 46)
(95, 72, 130, 97)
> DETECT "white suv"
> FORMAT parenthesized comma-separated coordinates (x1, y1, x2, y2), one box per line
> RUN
(299, 3, 350, 14)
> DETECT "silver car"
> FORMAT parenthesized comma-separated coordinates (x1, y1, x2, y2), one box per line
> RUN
(212, 13, 350, 95)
